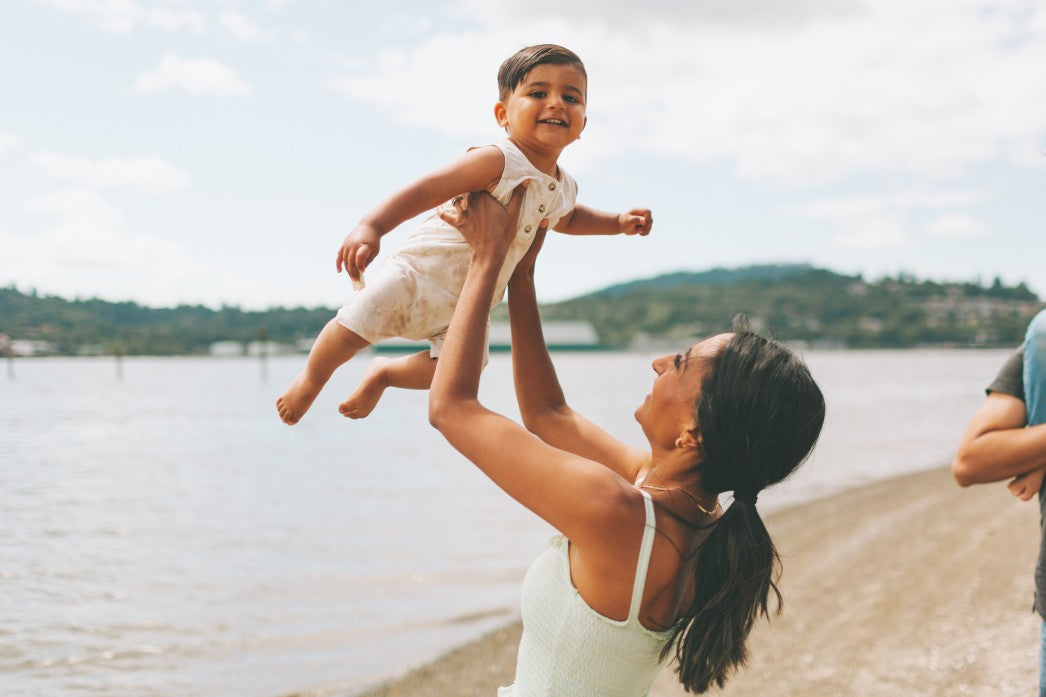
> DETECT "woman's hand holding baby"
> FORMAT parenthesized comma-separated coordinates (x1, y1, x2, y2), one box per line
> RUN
(437, 185, 528, 264)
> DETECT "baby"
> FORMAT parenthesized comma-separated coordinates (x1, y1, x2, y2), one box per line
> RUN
(277, 44, 652, 425)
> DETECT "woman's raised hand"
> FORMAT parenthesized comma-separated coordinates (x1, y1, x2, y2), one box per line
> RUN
(437, 184, 528, 261)
(509, 217, 548, 287)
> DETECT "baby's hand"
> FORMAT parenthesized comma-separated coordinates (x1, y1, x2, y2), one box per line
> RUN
(1008, 466, 1046, 501)
(336, 224, 381, 287)
(619, 208, 652, 236)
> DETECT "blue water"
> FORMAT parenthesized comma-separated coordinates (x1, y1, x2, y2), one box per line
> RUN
(0, 348, 1012, 696)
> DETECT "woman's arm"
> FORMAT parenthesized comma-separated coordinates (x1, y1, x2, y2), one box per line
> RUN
(428, 189, 640, 546)
(505, 225, 649, 483)
(336, 146, 505, 283)
(952, 392, 1046, 486)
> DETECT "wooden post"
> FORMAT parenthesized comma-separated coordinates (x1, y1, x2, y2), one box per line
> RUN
(258, 327, 269, 383)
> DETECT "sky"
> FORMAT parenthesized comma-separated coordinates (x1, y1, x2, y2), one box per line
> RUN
(1, 0, 1044, 309)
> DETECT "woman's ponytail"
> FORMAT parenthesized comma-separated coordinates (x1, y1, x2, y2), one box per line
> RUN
(665, 321, 824, 693)
(664, 498, 780, 693)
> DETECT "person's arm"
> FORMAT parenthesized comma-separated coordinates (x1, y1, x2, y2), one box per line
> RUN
(335, 146, 505, 283)
(428, 189, 641, 546)
(554, 204, 652, 236)
(505, 226, 649, 483)
(952, 392, 1046, 486)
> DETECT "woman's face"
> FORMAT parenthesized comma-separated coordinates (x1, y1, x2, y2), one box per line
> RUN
(635, 333, 732, 447)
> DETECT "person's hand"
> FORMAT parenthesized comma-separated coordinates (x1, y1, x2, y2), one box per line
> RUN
(1008, 466, 1046, 501)
(336, 223, 381, 287)
(619, 208, 653, 236)
(437, 184, 527, 261)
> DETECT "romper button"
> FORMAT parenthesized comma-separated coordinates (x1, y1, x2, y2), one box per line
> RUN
(538, 204, 546, 213)
(524, 225, 532, 233)
(548, 182, 556, 191)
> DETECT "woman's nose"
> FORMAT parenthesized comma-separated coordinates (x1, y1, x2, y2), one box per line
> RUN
(652, 355, 668, 375)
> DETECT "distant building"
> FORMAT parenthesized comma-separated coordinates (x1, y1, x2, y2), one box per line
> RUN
(7, 339, 57, 357)
(373, 320, 603, 353)
(209, 341, 244, 357)
(209, 340, 297, 357)
(246, 340, 295, 356)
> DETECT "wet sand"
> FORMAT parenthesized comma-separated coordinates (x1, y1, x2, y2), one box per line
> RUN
(354, 467, 1041, 697)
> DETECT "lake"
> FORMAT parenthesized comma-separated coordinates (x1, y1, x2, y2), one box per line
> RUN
(0, 348, 1015, 697)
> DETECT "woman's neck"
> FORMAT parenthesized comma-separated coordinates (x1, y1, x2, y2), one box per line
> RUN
(638, 458, 719, 524)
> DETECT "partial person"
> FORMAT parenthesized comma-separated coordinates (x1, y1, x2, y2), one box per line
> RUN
(276, 44, 651, 425)
(428, 187, 825, 695)
(953, 309, 1046, 695)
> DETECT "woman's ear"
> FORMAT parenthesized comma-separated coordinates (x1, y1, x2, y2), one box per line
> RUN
(680, 427, 705, 464)
(676, 430, 699, 450)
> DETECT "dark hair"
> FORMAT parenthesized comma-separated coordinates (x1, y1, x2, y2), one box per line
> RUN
(497, 44, 587, 100)
(665, 318, 826, 693)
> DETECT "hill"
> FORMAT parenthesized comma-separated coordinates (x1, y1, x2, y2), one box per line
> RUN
(508, 264, 1042, 348)
(1, 264, 1042, 355)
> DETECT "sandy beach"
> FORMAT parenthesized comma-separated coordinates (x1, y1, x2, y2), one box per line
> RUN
(353, 467, 1040, 697)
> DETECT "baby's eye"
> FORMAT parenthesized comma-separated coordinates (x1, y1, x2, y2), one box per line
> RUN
(528, 90, 546, 99)
(564, 95, 579, 104)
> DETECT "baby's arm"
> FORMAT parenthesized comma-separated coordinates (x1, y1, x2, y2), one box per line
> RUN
(336, 146, 505, 283)
(553, 204, 652, 237)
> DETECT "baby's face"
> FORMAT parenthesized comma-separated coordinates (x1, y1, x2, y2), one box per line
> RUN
(497, 63, 587, 153)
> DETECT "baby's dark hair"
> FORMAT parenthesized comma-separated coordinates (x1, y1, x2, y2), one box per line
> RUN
(497, 44, 587, 100)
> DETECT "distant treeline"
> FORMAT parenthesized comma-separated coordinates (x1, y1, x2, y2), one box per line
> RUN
(2, 264, 1042, 355)
(522, 264, 1042, 348)
(0, 288, 332, 355)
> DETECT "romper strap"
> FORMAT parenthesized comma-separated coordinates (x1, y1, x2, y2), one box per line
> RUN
(628, 489, 658, 622)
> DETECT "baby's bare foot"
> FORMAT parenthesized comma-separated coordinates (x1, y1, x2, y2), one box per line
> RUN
(276, 371, 324, 425)
(339, 357, 390, 419)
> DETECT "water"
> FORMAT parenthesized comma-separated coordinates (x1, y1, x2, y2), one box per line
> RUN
(0, 348, 1014, 697)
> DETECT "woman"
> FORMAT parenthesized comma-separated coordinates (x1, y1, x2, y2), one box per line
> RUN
(429, 187, 826, 695)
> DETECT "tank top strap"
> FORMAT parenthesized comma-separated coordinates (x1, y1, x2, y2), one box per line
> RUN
(627, 489, 658, 623)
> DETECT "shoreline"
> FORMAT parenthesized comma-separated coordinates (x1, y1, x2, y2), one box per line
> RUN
(345, 466, 1040, 697)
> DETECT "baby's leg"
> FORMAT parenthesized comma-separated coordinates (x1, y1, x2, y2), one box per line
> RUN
(339, 350, 436, 419)
(277, 320, 370, 425)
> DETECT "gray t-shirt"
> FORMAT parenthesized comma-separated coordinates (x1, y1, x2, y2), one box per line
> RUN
(987, 348, 1024, 400)
(985, 347, 1042, 617)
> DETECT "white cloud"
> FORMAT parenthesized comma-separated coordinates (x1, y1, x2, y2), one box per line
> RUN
(131, 53, 253, 96)
(925, 213, 989, 239)
(453, 0, 864, 30)
(831, 217, 911, 251)
(218, 10, 274, 43)
(28, 152, 190, 193)
(17, 188, 199, 270)
(329, 0, 1046, 185)
(25, 188, 124, 225)
(799, 187, 991, 249)
(798, 189, 991, 220)
(34, 0, 207, 34)
(0, 131, 16, 154)
(4, 188, 251, 306)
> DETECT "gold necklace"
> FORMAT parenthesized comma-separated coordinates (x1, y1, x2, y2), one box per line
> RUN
(639, 484, 721, 516)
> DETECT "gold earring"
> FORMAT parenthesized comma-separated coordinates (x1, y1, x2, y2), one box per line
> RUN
(675, 437, 685, 448)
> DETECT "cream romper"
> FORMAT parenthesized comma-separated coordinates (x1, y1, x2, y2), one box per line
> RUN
(335, 139, 578, 357)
